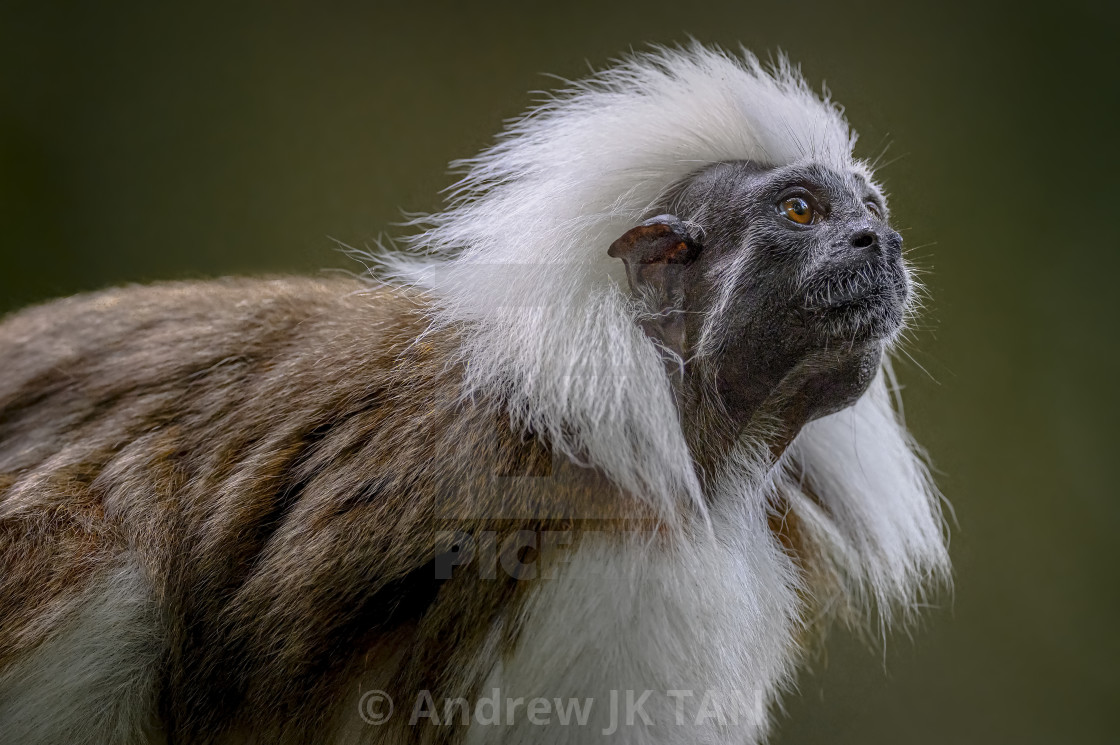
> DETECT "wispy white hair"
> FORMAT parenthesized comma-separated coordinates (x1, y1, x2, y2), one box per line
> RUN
(379, 44, 949, 616)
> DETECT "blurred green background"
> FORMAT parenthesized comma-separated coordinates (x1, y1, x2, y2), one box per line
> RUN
(2, 1, 1117, 743)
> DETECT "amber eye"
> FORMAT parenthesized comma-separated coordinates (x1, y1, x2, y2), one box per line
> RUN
(780, 196, 814, 225)
(865, 201, 884, 219)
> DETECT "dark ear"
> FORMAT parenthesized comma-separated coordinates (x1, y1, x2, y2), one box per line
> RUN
(608, 214, 702, 358)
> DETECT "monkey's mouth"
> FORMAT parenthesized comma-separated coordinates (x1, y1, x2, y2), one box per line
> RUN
(800, 264, 909, 341)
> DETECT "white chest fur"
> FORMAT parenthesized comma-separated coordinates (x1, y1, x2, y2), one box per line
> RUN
(463, 504, 802, 745)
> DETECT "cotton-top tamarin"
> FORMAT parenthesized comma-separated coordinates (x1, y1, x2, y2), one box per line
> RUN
(0, 45, 949, 744)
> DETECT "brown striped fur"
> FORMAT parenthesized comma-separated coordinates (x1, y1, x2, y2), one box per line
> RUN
(0, 277, 660, 743)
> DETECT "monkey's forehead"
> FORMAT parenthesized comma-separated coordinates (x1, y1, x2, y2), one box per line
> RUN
(673, 159, 884, 205)
(769, 160, 883, 199)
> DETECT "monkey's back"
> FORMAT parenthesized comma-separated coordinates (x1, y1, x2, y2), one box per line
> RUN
(0, 277, 582, 743)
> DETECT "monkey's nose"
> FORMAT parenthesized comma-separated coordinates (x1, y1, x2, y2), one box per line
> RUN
(849, 229, 878, 251)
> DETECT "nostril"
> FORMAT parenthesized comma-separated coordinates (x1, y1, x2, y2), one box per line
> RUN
(850, 230, 877, 250)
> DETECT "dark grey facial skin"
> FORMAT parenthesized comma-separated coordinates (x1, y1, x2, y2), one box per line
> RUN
(610, 160, 910, 462)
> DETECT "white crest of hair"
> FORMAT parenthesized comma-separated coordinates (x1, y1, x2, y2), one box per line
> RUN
(376, 42, 948, 603)
(376, 43, 856, 521)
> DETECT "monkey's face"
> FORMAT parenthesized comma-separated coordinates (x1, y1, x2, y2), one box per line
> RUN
(694, 160, 908, 343)
(610, 160, 911, 426)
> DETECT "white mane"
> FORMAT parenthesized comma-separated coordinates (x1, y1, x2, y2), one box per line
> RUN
(379, 44, 949, 617)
